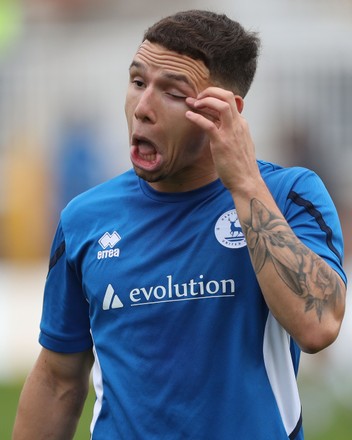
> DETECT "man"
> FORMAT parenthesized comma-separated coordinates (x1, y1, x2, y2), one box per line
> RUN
(13, 10, 346, 440)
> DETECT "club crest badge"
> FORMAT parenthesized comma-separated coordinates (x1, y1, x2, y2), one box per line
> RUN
(214, 209, 247, 249)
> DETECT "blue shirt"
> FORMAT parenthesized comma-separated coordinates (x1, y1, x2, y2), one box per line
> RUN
(40, 161, 346, 439)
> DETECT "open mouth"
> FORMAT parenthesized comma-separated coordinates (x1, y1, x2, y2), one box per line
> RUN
(131, 135, 160, 169)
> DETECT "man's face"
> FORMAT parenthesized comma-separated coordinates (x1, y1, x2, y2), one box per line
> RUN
(125, 40, 215, 192)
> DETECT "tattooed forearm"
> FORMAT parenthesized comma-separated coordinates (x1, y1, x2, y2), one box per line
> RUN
(243, 198, 343, 321)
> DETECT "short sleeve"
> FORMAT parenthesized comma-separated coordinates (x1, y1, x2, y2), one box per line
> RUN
(39, 220, 93, 353)
(284, 170, 347, 285)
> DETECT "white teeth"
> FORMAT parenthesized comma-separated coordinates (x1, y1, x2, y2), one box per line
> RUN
(140, 153, 156, 162)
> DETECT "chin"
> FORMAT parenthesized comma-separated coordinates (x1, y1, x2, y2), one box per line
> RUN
(133, 165, 163, 183)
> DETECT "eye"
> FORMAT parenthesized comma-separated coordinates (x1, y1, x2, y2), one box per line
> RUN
(166, 92, 187, 100)
(132, 79, 145, 88)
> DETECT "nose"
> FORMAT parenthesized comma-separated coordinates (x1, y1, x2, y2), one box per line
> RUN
(134, 87, 157, 123)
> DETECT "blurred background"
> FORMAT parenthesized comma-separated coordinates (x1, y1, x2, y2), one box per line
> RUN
(1, 0, 351, 438)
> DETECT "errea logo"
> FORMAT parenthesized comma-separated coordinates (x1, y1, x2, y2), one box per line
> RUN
(97, 231, 121, 260)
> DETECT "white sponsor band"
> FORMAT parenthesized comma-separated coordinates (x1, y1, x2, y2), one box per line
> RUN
(130, 274, 235, 305)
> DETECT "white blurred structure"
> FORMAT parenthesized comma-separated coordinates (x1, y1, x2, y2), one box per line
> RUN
(1, 0, 352, 201)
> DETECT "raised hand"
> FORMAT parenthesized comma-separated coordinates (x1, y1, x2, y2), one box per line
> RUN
(185, 87, 260, 194)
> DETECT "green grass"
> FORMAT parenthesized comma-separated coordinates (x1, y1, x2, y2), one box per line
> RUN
(2, 380, 352, 439)
(303, 404, 352, 440)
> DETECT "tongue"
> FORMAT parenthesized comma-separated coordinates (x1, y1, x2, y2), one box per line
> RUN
(138, 141, 156, 155)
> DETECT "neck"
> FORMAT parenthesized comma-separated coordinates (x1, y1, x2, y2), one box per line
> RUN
(147, 171, 219, 193)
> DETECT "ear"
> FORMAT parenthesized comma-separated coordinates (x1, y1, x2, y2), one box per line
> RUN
(235, 96, 244, 113)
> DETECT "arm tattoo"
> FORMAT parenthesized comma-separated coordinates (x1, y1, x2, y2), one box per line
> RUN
(243, 198, 343, 321)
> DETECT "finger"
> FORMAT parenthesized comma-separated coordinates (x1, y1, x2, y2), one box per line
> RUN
(191, 96, 234, 128)
(197, 86, 234, 101)
(185, 110, 218, 135)
(192, 96, 230, 113)
(186, 97, 220, 122)
(196, 87, 240, 118)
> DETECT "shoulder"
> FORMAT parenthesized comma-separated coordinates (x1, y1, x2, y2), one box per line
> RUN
(258, 159, 316, 182)
(257, 159, 328, 203)
(58, 169, 139, 239)
(62, 169, 137, 219)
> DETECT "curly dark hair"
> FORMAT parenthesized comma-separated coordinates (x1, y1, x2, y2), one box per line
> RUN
(143, 10, 261, 97)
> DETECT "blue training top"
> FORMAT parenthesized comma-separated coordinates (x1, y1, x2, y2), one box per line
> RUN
(39, 160, 346, 440)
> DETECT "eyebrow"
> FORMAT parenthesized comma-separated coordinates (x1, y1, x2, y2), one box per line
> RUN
(129, 60, 145, 72)
(161, 72, 193, 87)
(129, 60, 193, 88)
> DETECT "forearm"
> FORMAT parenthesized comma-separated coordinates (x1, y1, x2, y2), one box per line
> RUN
(232, 179, 346, 353)
(185, 86, 346, 350)
(13, 349, 93, 440)
(13, 370, 88, 440)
